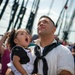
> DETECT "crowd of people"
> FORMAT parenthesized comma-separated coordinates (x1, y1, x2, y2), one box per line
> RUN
(0, 15, 75, 75)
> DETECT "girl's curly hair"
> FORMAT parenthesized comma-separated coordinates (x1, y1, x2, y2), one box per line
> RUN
(8, 29, 16, 50)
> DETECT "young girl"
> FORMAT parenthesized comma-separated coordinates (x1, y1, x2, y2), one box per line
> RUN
(7, 29, 34, 75)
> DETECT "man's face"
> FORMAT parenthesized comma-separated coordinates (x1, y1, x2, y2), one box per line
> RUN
(37, 17, 55, 36)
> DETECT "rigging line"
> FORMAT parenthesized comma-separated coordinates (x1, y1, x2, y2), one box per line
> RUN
(56, 0, 69, 37)
(26, 0, 40, 34)
(56, 0, 69, 27)
(0, 0, 3, 5)
(62, 9, 75, 40)
(17, 7, 26, 29)
(25, 0, 29, 7)
(62, 1, 75, 39)
(47, 0, 54, 15)
(57, 10, 65, 36)
(0, 0, 9, 19)
(33, 0, 40, 13)
(63, 0, 74, 30)
(14, 0, 29, 28)
(6, 0, 19, 32)
(13, 0, 25, 28)
(68, 9, 75, 31)
(17, 0, 29, 29)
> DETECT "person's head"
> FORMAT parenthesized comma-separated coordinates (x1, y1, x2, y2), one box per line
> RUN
(72, 46, 75, 52)
(32, 34, 39, 41)
(8, 29, 30, 49)
(37, 15, 56, 37)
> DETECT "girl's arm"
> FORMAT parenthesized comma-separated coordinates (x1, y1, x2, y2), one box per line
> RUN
(13, 55, 28, 75)
(5, 68, 14, 75)
(0, 32, 9, 55)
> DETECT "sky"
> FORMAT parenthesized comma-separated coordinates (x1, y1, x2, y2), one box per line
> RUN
(0, 0, 75, 43)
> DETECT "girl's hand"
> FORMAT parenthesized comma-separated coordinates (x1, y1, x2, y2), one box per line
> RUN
(4, 32, 10, 38)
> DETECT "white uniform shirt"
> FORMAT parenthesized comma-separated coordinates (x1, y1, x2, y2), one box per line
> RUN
(31, 40, 74, 75)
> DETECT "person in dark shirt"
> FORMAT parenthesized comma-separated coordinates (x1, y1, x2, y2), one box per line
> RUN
(0, 32, 10, 75)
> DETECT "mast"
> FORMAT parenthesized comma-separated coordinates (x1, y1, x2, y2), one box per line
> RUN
(0, 0, 3, 5)
(17, 0, 29, 29)
(56, 0, 68, 36)
(6, 0, 19, 31)
(0, 0, 9, 19)
(63, 9, 75, 40)
(26, 0, 40, 34)
(47, 0, 54, 15)
(62, 0, 74, 40)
